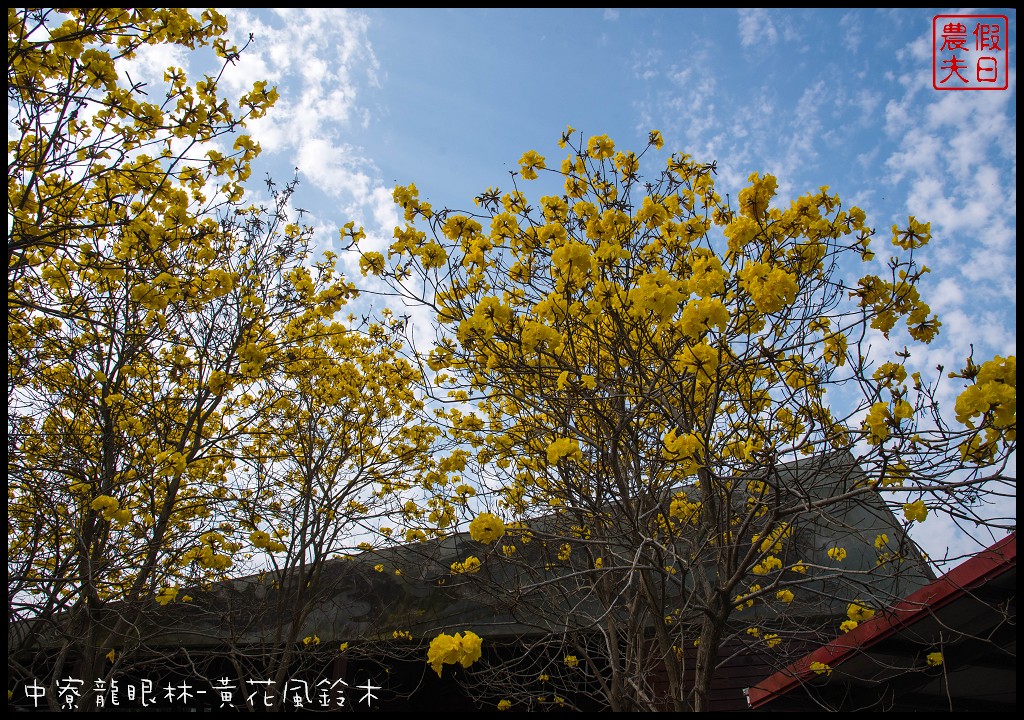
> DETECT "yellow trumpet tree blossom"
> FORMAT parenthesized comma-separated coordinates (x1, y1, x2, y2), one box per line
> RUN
(352, 127, 1014, 711)
(201, 265, 440, 705)
(8, 9, 439, 711)
(9, 9, 277, 706)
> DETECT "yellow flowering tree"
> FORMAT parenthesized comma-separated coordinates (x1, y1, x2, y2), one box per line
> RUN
(8, 9, 274, 705)
(198, 266, 441, 705)
(352, 126, 1014, 711)
(7, 9, 438, 710)
(7, 173, 361, 704)
(8, 8, 275, 290)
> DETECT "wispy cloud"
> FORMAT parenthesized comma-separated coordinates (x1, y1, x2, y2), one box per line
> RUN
(882, 53, 1016, 312)
(839, 11, 863, 54)
(220, 8, 382, 210)
(738, 8, 778, 48)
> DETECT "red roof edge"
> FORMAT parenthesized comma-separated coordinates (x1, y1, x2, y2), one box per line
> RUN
(747, 532, 1017, 709)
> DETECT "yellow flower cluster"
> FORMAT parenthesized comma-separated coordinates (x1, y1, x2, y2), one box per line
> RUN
(953, 356, 1016, 464)
(359, 252, 385, 276)
(182, 532, 238, 571)
(547, 437, 582, 465)
(734, 583, 760, 611)
(754, 523, 793, 554)
(854, 270, 940, 343)
(809, 661, 832, 676)
(469, 512, 505, 543)
(153, 449, 188, 478)
(902, 499, 928, 523)
(674, 342, 719, 380)
(752, 556, 782, 575)
(427, 630, 483, 676)
(822, 332, 847, 367)
(518, 150, 546, 180)
(891, 216, 931, 250)
(954, 356, 1015, 427)
(878, 462, 910, 487)
(521, 321, 562, 355)
(630, 271, 686, 321)
(863, 402, 891, 445)
(250, 529, 287, 553)
(90, 495, 130, 524)
(662, 429, 703, 476)
(847, 601, 875, 622)
(155, 586, 179, 606)
(738, 172, 778, 220)
(669, 492, 701, 524)
(587, 134, 614, 160)
(737, 261, 798, 314)
(873, 362, 907, 388)
(679, 297, 729, 339)
(450, 556, 482, 574)
(551, 241, 594, 285)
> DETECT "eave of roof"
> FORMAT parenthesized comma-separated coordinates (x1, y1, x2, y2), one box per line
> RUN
(746, 532, 1017, 709)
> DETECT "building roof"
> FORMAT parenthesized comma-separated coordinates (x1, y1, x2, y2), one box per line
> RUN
(746, 532, 1017, 711)
(135, 451, 934, 647)
(8, 450, 933, 652)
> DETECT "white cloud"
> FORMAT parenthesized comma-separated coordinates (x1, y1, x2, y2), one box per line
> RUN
(960, 249, 1014, 289)
(212, 7, 393, 266)
(603, 8, 620, 22)
(930, 277, 964, 314)
(659, 73, 721, 157)
(115, 41, 190, 88)
(880, 48, 1016, 338)
(738, 9, 778, 48)
(294, 139, 374, 203)
(898, 33, 931, 62)
(631, 47, 664, 82)
(943, 310, 1013, 355)
(779, 16, 802, 45)
(762, 80, 825, 183)
(884, 129, 942, 183)
(370, 185, 401, 232)
(852, 89, 882, 120)
(220, 9, 379, 155)
(839, 11, 863, 54)
(883, 97, 912, 136)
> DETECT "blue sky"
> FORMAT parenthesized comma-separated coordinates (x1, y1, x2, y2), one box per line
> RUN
(129, 8, 1016, 562)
